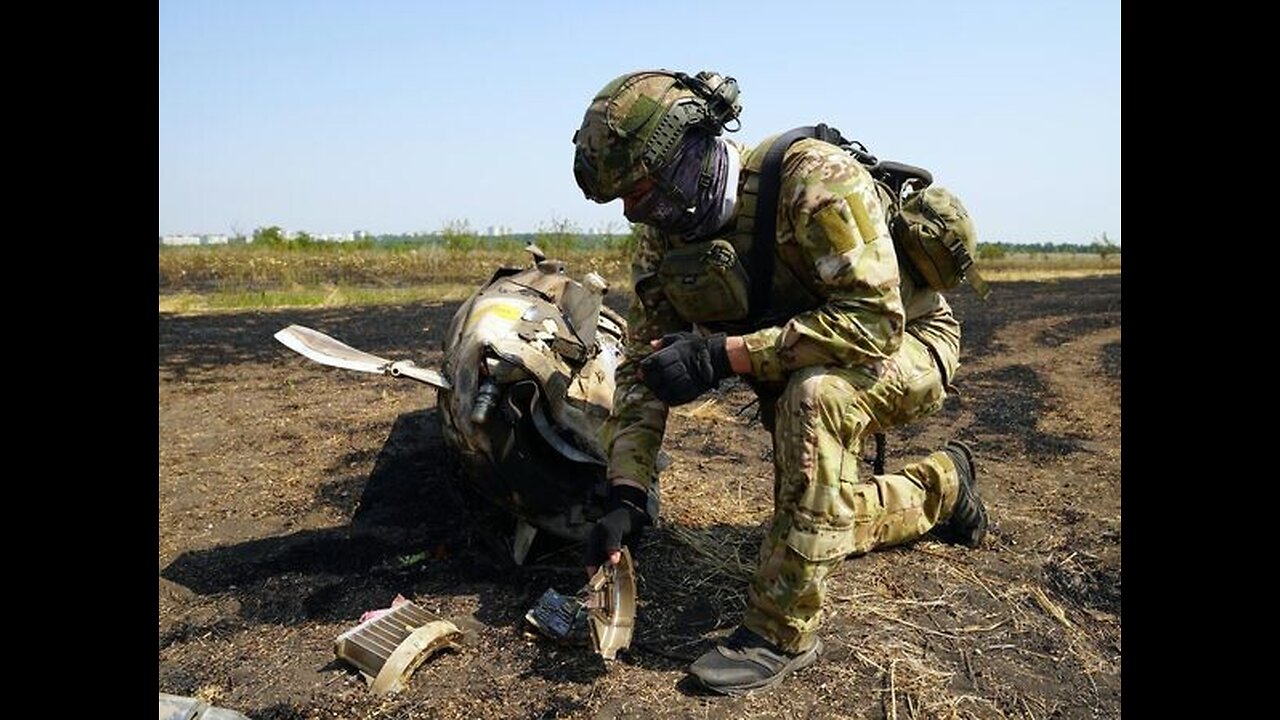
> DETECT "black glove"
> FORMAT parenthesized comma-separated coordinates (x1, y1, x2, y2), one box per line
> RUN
(639, 332, 733, 406)
(585, 484, 650, 570)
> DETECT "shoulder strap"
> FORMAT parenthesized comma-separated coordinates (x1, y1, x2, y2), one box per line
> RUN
(747, 124, 935, 321)
(748, 124, 848, 321)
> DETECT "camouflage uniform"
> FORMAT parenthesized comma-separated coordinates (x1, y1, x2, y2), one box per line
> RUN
(602, 138, 968, 653)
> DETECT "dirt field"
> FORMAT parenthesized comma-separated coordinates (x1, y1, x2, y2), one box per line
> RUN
(159, 273, 1121, 719)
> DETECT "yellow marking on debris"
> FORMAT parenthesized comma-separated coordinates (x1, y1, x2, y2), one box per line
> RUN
(463, 302, 524, 332)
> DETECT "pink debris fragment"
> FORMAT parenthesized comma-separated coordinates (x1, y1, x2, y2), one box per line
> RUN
(359, 594, 409, 624)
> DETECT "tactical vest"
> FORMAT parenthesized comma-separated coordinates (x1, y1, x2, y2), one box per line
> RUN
(654, 127, 986, 330)
(653, 133, 860, 332)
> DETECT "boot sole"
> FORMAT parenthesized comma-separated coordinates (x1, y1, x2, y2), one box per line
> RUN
(935, 440, 987, 547)
(944, 439, 977, 486)
(957, 506, 989, 548)
(695, 637, 823, 697)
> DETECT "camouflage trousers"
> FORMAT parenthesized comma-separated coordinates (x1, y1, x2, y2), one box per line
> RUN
(742, 333, 964, 653)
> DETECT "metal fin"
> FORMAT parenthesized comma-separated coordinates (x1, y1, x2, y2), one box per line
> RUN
(274, 324, 450, 390)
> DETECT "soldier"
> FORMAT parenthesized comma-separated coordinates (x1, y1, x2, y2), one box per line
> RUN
(572, 69, 989, 695)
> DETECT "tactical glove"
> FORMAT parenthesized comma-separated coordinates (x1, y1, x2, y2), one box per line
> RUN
(639, 332, 733, 406)
(585, 484, 650, 570)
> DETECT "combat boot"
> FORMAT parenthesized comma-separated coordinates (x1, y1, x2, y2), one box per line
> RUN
(688, 626, 822, 696)
(932, 440, 988, 548)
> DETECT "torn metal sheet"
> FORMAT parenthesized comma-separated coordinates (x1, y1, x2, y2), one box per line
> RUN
(585, 547, 636, 660)
(525, 547, 637, 660)
(333, 600, 463, 694)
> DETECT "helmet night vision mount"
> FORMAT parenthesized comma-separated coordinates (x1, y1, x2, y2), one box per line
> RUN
(639, 71, 742, 171)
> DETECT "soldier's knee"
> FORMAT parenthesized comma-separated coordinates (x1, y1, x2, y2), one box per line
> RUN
(778, 369, 858, 430)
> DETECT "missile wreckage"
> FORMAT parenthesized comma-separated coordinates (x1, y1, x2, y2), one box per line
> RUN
(274, 246, 658, 566)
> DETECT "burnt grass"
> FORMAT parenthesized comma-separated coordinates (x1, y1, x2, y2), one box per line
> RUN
(160, 273, 1121, 719)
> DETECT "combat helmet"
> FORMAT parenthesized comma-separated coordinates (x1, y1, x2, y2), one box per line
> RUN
(572, 70, 742, 202)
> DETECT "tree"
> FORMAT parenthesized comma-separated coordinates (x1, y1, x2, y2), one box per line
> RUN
(977, 243, 1006, 261)
(253, 225, 287, 247)
(1097, 232, 1118, 262)
(440, 219, 478, 253)
(536, 215, 580, 255)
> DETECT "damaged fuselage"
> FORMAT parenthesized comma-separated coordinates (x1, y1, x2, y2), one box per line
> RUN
(275, 249, 654, 562)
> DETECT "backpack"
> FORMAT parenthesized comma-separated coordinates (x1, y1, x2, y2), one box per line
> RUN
(748, 124, 989, 313)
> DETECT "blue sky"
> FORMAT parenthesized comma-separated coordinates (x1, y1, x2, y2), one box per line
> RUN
(159, 1, 1120, 244)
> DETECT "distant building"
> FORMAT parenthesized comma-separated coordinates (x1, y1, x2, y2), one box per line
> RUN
(162, 230, 367, 245)
(313, 232, 356, 243)
(160, 234, 202, 246)
(159, 234, 231, 246)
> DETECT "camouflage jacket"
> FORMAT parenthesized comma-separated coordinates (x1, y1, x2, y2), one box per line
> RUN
(602, 138, 960, 489)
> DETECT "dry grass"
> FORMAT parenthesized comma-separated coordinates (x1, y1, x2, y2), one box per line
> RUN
(981, 267, 1121, 282)
(827, 549, 1119, 719)
(157, 284, 481, 313)
(663, 524, 757, 586)
(158, 246, 1118, 312)
(159, 245, 631, 295)
(642, 514, 1117, 716)
(979, 253, 1121, 283)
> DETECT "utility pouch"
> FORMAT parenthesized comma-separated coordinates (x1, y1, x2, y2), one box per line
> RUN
(657, 239, 751, 323)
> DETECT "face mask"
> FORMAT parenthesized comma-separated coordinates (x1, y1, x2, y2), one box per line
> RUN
(624, 134, 734, 239)
(623, 181, 685, 228)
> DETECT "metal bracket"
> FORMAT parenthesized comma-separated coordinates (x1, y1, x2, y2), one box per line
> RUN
(584, 547, 636, 660)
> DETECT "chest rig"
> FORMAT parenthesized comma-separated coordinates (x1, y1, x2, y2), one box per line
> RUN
(655, 134, 831, 334)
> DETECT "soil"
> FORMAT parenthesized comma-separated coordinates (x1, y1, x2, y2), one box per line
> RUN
(159, 273, 1121, 719)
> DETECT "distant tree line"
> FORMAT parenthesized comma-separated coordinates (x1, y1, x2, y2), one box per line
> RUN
(250, 226, 375, 249)
(197, 224, 1119, 261)
(977, 236, 1120, 260)
(370, 217, 638, 254)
